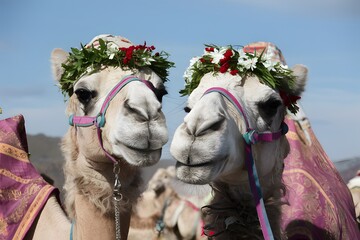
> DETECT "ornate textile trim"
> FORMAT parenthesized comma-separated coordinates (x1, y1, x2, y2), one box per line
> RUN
(0, 143, 28, 162)
(0, 169, 34, 184)
(13, 185, 56, 239)
(0, 115, 58, 240)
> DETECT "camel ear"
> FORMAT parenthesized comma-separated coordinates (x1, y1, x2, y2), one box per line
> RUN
(51, 48, 69, 82)
(290, 64, 308, 96)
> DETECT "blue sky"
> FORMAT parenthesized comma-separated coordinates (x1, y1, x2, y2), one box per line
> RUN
(0, 0, 359, 161)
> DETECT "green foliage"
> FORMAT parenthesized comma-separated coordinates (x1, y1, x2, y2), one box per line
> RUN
(59, 39, 175, 96)
(181, 44, 300, 114)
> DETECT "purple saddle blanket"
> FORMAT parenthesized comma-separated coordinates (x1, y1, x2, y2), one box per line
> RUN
(282, 116, 360, 239)
(0, 115, 58, 240)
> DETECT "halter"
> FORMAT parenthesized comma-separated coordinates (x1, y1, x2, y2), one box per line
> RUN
(203, 87, 288, 240)
(68, 75, 156, 240)
(69, 75, 155, 163)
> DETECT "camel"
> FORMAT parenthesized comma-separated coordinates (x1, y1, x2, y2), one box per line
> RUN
(0, 34, 174, 240)
(171, 42, 307, 239)
(128, 166, 210, 240)
(171, 42, 360, 239)
(348, 171, 360, 225)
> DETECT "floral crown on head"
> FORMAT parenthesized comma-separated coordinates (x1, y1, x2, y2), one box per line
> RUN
(180, 43, 301, 114)
(59, 35, 175, 96)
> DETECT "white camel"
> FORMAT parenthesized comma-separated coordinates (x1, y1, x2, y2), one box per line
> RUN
(25, 34, 173, 240)
(170, 42, 307, 239)
(348, 171, 360, 224)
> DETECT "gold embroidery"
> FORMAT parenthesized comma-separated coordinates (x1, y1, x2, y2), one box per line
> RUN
(0, 143, 28, 162)
(7, 183, 42, 224)
(0, 217, 9, 238)
(14, 185, 55, 239)
(0, 169, 32, 184)
(0, 189, 21, 201)
(0, 177, 52, 240)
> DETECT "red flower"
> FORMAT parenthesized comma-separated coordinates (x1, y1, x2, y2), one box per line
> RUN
(200, 58, 206, 63)
(219, 62, 230, 73)
(230, 69, 239, 75)
(279, 90, 301, 107)
(123, 57, 130, 64)
(120, 45, 137, 64)
(223, 49, 233, 58)
(205, 47, 214, 52)
(219, 49, 233, 65)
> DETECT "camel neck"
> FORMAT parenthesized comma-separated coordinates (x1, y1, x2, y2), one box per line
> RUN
(25, 194, 71, 240)
(73, 193, 131, 240)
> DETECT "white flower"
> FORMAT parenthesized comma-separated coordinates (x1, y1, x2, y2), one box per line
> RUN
(238, 56, 258, 70)
(263, 60, 277, 71)
(183, 68, 194, 82)
(106, 42, 119, 60)
(142, 56, 155, 65)
(280, 64, 288, 69)
(189, 57, 200, 67)
(208, 48, 227, 64)
(262, 53, 277, 71)
(183, 57, 200, 82)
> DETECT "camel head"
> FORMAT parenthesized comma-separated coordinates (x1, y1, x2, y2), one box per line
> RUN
(171, 42, 307, 187)
(51, 34, 174, 167)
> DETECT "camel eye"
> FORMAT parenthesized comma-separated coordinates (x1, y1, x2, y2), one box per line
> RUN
(75, 88, 96, 105)
(258, 98, 282, 118)
(154, 88, 168, 103)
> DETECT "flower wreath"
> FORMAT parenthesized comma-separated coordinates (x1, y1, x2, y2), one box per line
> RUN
(180, 44, 301, 114)
(59, 38, 175, 96)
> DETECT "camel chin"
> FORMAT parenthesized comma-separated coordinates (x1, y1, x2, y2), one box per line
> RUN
(114, 144, 163, 167)
(175, 161, 218, 185)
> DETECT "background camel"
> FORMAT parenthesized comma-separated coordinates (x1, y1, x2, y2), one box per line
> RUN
(128, 166, 210, 240)
(347, 172, 360, 226)
(171, 42, 360, 239)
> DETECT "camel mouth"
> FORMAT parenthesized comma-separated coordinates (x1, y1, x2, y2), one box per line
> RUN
(125, 145, 159, 154)
(175, 160, 213, 168)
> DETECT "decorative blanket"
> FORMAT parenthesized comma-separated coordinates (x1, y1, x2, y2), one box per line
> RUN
(282, 115, 360, 239)
(243, 41, 360, 238)
(0, 115, 58, 240)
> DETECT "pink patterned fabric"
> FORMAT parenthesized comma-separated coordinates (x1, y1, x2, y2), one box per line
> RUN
(281, 116, 360, 239)
(0, 115, 58, 240)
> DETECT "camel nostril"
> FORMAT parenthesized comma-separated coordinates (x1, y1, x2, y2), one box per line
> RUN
(195, 116, 225, 137)
(208, 117, 224, 132)
(124, 99, 149, 121)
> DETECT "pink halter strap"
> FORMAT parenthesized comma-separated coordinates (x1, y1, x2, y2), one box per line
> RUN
(203, 87, 288, 240)
(69, 75, 155, 163)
